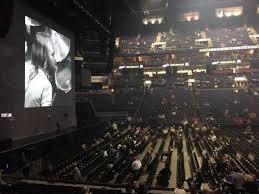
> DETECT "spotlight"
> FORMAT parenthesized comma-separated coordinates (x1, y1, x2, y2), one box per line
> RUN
(217, 11, 224, 18)
(143, 19, 148, 25)
(150, 19, 156, 24)
(225, 12, 232, 17)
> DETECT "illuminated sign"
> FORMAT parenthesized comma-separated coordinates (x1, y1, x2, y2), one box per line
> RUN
(193, 69, 206, 73)
(200, 45, 259, 52)
(179, 12, 199, 22)
(195, 38, 210, 42)
(212, 59, 242, 65)
(234, 77, 247, 82)
(119, 65, 143, 69)
(1, 113, 13, 118)
(91, 76, 108, 83)
(162, 63, 189, 67)
(249, 34, 259, 38)
(74, 56, 83, 61)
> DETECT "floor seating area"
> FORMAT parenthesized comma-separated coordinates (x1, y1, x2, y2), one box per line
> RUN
(137, 86, 195, 125)
(196, 89, 259, 125)
(2, 86, 259, 193)
(6, 123, 257, 193)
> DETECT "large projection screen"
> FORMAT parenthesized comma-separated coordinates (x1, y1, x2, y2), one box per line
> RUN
(0, 0, 76, 140)
(25, 16, 72, 108)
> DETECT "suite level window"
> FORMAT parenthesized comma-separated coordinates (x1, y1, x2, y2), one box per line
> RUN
(216, 6, 243, 18)
(179, 12, 199, 22)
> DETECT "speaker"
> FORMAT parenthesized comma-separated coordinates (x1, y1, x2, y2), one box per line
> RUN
(0, 0, 13, 38)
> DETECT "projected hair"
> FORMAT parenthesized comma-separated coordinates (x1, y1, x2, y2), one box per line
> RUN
(31, 38, 48, 70)
(31, 35, 55, 83)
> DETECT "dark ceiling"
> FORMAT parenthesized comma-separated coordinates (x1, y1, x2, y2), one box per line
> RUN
(23, 0, 169, 36)
(18, 0, 259, 36)
(24, 0, 114, 34)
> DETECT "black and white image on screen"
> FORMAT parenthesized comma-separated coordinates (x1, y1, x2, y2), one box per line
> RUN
(25, 16, 72, 108)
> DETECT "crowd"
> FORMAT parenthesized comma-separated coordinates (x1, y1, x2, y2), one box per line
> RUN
(2, 81, 259, 194)
(117, 26, 259, 55)
(1, 121, 259, 194)
(206, 27, 253, 48)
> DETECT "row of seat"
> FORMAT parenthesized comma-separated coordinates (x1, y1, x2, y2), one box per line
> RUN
(146, 137, 166, 187)
(176, 151, 185, 186)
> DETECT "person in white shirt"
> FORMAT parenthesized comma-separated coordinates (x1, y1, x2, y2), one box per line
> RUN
(211, 135, 217, 142)
(131, 157, 142, 171)
(25, 64, 53, 107)
(103, 150, 108, 157)
(163, 128, 168, 135)
(112, 122, 118, 130)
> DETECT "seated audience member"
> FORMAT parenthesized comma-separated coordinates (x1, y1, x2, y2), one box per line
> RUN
(21, 152, 30, 178)
(201, 157, 210, 176)
(223, 168, 234, 193)
(187, 170, 204, 193)
(230, 167, 245, 194)
(73, 163, 84, 182)
(103, 169, 116, 182)
(123, 183, 136, 194)
(157, 166, 171, 187)
(131, 157, 142, 171)
(103, 150, 108, 157)
(243, 173, 258, 194)
(104, 131, 112, 139)
(80, 186, 92, 194)
(145, 151, 152, 171)
(211, 134, 217, 142)
(136, 181, 149, 194)
(81, 144, 87, 151)
(160, 147, 173, 161)
(0, 170, 6, 185)
(43, 161, 54, 179)
(112, 122, 118, 131)
(92, 138, 101, 147)
(174, 182, 187, 194)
